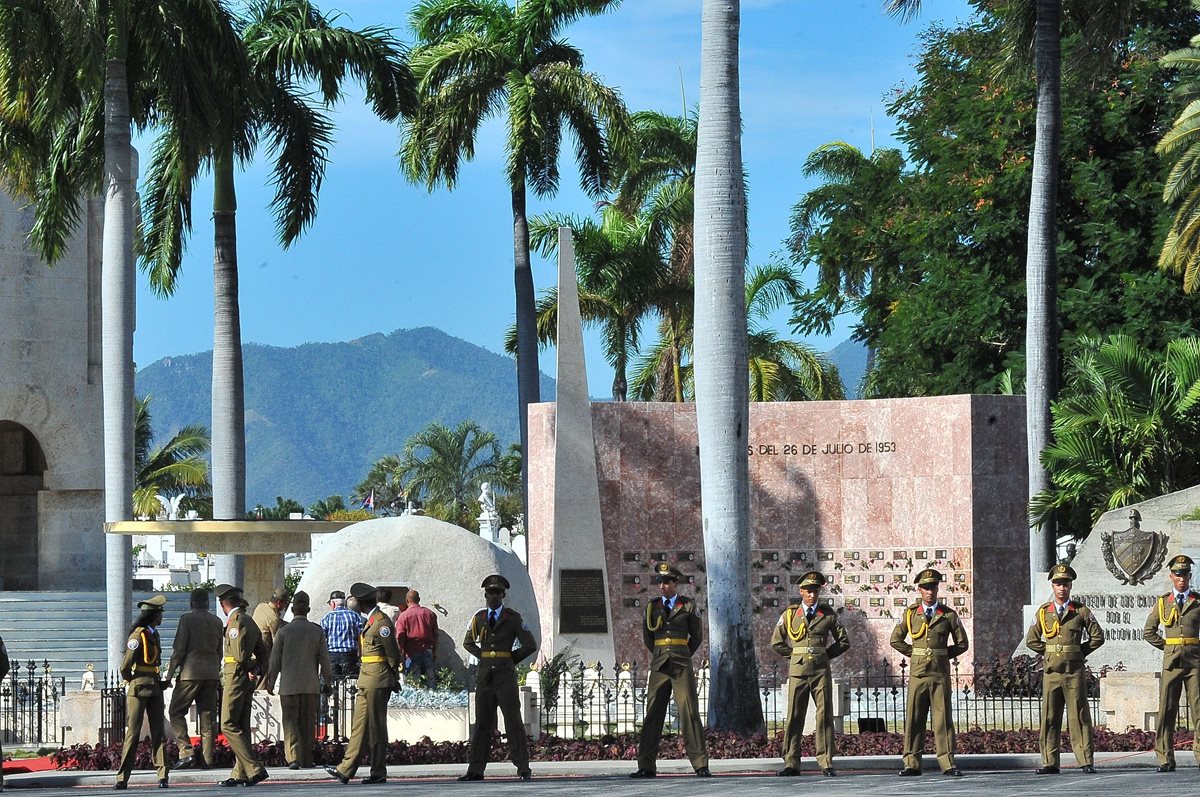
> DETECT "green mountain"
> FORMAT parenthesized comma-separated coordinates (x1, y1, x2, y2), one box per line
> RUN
(826, 338, 868, 399)
(135, 327, 556, 508)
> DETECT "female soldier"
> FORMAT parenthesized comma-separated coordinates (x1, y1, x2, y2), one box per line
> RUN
(114, 595, 170, 790)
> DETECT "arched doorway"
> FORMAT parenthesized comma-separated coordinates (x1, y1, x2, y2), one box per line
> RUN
(0, 421, 46, 589)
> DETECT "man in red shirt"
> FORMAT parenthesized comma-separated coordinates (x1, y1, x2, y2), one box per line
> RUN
(395, 590, 439, 688)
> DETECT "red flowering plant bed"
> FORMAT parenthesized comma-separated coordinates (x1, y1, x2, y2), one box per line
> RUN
(50, 728, 1175, 771)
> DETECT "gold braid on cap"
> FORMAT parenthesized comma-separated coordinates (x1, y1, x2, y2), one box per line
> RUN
(1038, 604, 1060, 640)
(785, 606, 808, 642)
(1159, 595, 1179, 628)
(906, 606, 929, 640)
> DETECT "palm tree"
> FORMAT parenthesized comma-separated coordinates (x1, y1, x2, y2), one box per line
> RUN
(401, 0, 631, 508)
(356, 454, 410, 515)
(694, 0, 762, 733)
(887, 0, 1138, 593)
(139, 0, 415, 585)
(397, 420, 508, 530)
(0, 0, 245, 667)
(134, 396, 211, 519)
(1030, 335, 1200, 538)
(1158, 39, 1200, 292)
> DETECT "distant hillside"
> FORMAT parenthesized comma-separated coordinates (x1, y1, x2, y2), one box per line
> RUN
(136, 327, 556, 507)
(826, 338, 868, 399)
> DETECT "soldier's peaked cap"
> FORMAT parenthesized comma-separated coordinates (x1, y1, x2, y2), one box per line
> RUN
(137, 594, 167, 610)
(1170, 554, 1195, 574)
(215, 583, 242, 600)
(1048, 563, 1077, 582)
(652, 562, 683, 583)
(798, 571, 827, 589)
(915, 568, 945, 587)
(482, 574, 510, 591)
(350, 582, 377, 600)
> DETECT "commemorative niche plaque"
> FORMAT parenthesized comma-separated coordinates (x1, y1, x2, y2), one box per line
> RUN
(559, 568, 609, 634)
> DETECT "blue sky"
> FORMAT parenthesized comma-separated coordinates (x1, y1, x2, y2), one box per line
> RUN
(132, 0, 976, 395)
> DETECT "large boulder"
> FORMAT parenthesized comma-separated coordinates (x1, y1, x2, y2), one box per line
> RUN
(298, 515, 540, 683)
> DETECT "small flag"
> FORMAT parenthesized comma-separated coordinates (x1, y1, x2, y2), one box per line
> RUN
(362, 489, 375, 511)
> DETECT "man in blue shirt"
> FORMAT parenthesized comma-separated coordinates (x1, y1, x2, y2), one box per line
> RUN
(321, 590, 364, 678)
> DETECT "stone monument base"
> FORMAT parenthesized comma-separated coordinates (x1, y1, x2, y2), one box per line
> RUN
(1099, 671, 1160, 732)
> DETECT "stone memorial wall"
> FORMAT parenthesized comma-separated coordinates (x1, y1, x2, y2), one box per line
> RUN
(528, 394, 1030, 674)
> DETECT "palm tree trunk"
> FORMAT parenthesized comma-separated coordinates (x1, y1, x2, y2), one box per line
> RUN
(613, 318, 628, 401)
(693, 0, 762, 734)
(212, 142, 245, 585)
(1025, 0, 1061, 596)
(512, 179, 539, 513)
(102, 13, 135, 670)
(669, 309, 685, 403)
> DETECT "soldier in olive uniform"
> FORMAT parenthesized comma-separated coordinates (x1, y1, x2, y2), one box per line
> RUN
(771, 571, 850, 777)
(326, 582, 401, 785)
(0, 633, 7, 793)
(115, 595, 170, 790)
(459, 574, 538, 781)
(630, 562, 710, 779)
(266, 591, 332, 770)
(251, 587, 289, 691)
(890, 568, 969, 777)
(1025, 564, 1105, 774)
(168, 588, 224, 770)
(1144, 554, 1200, 772)
(215, 584, 269, 788)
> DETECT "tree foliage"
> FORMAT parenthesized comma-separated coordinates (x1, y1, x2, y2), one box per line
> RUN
(134, 395, 212, 519)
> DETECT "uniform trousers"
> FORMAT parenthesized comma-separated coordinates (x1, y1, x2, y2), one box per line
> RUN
(336, 687, 390, 779)
(168, 679, 218, 765)
(902, 673, 956, 772)
(782, 671, 835, 770)
(281, 693, 320, 767)
(1040, 669, 1093, 767)
(116, 680, 168, 783)
(467, 676, 529, 774)
(637, 662, 708, 772)
(1155, 665, 1200, 766)
(221, 674, 266, 781)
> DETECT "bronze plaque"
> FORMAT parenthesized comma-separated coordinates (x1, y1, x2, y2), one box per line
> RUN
(560, 569, 609, 634)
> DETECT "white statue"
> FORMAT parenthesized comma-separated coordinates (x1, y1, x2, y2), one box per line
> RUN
(477, 482, 500, 543)
(478, 482, 497, 517)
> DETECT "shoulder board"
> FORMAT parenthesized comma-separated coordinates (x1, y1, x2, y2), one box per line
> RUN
(1163, 593, 1174, 601)
(474, 608, 489, 619)
(1068, 600, 1081, 612)
(501, 608, 517, 621)
(908, 603, 922, 611)
(936, 604, 949, 615)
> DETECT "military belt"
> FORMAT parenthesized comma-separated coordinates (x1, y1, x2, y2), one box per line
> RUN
(480, 651, 512, 658)
(1166, 637, 1200, 645)
(223, 657, 237, 663)
(1044, 644, 1082, 654)
(133, 664, 160, 674)
(655, 638, 689, 647)
(913, 648, 948, 657)
(360, 655, 387, 663)
(796, 647, 825, 655)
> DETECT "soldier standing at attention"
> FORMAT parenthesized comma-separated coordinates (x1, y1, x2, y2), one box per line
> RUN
(771, 571, 850, 777)
(458, 574, 538, 781)
(630, 562, 710, 779)
(215, 584, 269, 788)
(251, 587, 290, 689)
(1026, 564, 1104, 774)
(1144, 554, 1200, 772)
(114, 595, 170, 790)
(890, 568, 969, 777)
(326, 582, 401, 785)
(168, 588, 223, 771)
(266, 591, 332, 770)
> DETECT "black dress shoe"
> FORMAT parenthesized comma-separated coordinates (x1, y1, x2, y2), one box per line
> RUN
(822, 768, 836, 777)
(325, 766, 350, 784)
(899, 768, 922, 776)
(114, 784, 128, 791)
(288, 763, 300, 771)
(777, 767, 799, 776)
(1080, 765, 1096, 774)
(174, 757, 199, 771)
(943, 768, 962, 777)
(247, 771, 270, 786)
(458, 773, 485, 781)
(1035, 766, 1060, 775)
(518, 770, 532, 780)
(158, 779, 169, 789)
(1158, 763, 1176, 773)
(695, 767, 712, 777)
(361, 776, 387, 784)
(218, 779, 247, 787)
(628, 769, 656, 778)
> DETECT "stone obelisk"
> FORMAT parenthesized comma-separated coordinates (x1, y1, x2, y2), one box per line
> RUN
(547, 228, 616, 665)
